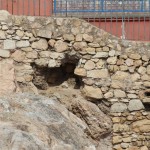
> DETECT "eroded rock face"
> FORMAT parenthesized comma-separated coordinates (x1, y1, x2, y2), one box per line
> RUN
(0, 93, 97, 150)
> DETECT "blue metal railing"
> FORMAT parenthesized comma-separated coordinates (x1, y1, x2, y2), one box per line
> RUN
(54, 0, 150, 13)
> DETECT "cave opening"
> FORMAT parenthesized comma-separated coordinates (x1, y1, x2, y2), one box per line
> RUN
(143, 103, 150, 111)
(31, 57, 82, 91)
(145, 91, 150, 97)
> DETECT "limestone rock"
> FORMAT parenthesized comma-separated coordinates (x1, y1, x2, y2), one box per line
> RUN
(48, 59, 57, 68)
(127, 146, 139, 150)
(87, 69, 109, 78)
(3, 40, 16, 49)
(113, 124, 129, 132)
(83, 85, 103, 99)
(37, 29, 52, 39)
(26, 51, 38, 59)
(74, 68, 86, 76)
(38, 51, 50, 58)
(0, 30, 6, 39)
(63, 34, 74, 41)
(84, 60, 95, 70)
(138, 66, 146, 75)
(56, 18, 63, 25)
(0, 93, 97, 150)
(111, 103, 127, 113)
(16, 30, 24, 37)
(111, 71, 129, 80)
(0, 49, 10, 58)
(129, 53, 141, 60)
(16, 40, 30, 48)
(107, 57, 117, 65)
(132, 119, 150, 132)
(141, 146, 148, 150)
(35, 58, 48, 67)
(96, 60, 105, 69)
(114, 90, 126, 98)
(85, 47, 95, 54)
(73, 42, 87, 50)
(128, 99, 144, 111)
(93, 52, 109, 58)
(147, 65, 150, 75)
(32, 39, 48, 50)
(125, 58, 133, 66)
(54, 40, 68, 52)
(76, 34, 83, 42)
(83, 34, 93, 42)
(11, 50, 26, 62)
(0, 59, 16, 95)
(113, 136, 122, 144)
(48, 39, 56, 47)
(0, 10, 10, 21)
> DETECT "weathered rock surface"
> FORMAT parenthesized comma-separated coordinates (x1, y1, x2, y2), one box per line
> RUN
(0, 93, 97, 150)
(0, 93, 96, 150)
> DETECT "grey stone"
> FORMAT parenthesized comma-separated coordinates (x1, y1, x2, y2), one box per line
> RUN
(32, 39, 48, 50)
(0, 30, 6, 39)
(54, 40, 68, 52)
(114, 90, 126, 98)
(48, 59, 57, 68)
(87, 69, 109, 78)
(128, 99, 144, 111)
(16, 40, 30, 48)
(4, 40, 16, 49)
(111, 103, 127, 113)
(93, 52, 109, 58)
(37, 29, 52, 39)
(0, 10, 10, 21)
(0, 49, 10, 58)
(0, 93, 97, 150)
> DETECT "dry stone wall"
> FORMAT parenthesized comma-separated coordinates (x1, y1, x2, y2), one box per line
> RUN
(0, 11, 150, 150)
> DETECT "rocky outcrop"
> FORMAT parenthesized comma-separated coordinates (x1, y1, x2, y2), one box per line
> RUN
(0, 93, 100, 150)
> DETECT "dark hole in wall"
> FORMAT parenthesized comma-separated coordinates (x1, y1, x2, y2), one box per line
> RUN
(31, 62, 82, 90)
(143, 103, 150, 111)
(145, 91, 150, 97)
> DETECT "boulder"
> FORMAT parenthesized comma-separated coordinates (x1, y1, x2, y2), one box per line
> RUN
(0, 93, 97, 150)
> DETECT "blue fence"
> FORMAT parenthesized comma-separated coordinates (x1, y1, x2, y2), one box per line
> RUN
(54, 0, 150, 13)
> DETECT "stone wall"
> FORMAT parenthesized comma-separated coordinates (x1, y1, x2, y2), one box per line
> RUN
(0, 11, 150, 150)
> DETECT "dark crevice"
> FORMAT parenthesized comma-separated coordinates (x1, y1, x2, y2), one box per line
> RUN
(143, 103, 150, 111)
(145, 91, 150, 97)
(31, 61, 83, 90)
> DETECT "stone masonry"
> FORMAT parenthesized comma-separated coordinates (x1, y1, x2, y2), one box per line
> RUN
(0, 10, 150, 150)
